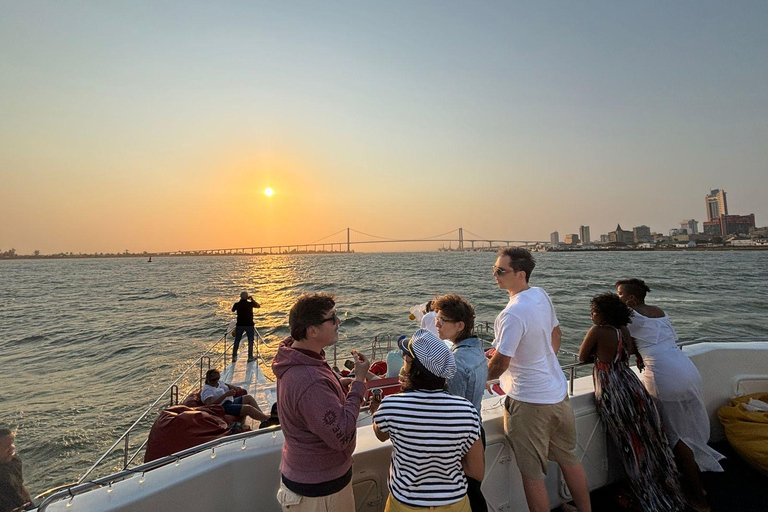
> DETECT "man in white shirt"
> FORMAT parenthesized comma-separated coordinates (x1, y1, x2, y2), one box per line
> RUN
(487, 248, 591, 512)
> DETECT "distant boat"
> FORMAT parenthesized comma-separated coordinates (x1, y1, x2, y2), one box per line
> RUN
(148, 256, 152, 262)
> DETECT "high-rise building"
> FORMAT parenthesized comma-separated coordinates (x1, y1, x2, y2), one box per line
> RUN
(680, 219, 699, 235)
(550, 231, 559, 245)
(579, 225, 590, 244)
(705, 189, 728, 221)
(633, 225, 652, 243)
(565, 234, 580, 245)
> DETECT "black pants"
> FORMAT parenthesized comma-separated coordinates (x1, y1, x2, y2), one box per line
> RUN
(467, 425, 488, 512)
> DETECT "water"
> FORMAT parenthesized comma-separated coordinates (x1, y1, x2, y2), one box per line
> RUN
(1, 251, 767, 496)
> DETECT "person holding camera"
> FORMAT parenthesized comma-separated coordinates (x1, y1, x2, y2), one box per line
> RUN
(232, 290, 261, 362)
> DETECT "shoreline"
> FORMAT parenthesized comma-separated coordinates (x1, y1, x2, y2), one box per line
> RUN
(1, 245, 767, 261)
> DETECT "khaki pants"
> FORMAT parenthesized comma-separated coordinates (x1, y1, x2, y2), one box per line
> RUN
(277, 481, 355, 512)
(385, 495, 470, 512)
(503, 396, 579, 479)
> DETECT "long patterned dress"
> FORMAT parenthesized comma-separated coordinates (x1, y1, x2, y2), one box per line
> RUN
(593, 328, 685, 512)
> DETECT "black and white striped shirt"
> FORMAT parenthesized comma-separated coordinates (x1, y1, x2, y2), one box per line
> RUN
(373, 389, 481, 507)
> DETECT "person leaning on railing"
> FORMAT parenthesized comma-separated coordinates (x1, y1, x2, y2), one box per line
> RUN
(616, 278, 724, 512)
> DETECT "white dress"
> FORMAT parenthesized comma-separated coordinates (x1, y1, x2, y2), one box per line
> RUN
(627, 311, 724, 472)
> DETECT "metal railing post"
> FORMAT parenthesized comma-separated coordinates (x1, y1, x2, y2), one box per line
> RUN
(123, 434, 129, 469)
(569, 367, 575, 396)
(170, 385, 178, 406)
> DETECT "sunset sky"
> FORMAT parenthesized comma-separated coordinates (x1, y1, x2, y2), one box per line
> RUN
(1, 2, 767, 254)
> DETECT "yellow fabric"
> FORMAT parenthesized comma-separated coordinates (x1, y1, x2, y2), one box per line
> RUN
(385, 495, 470, 512)
(717, 392, 768, 476)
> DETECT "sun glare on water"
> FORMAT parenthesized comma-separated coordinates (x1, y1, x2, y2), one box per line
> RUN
(264, 187, 275, 197)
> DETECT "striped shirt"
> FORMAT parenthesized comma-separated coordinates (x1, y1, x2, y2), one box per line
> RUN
(373, 389, 481, 507)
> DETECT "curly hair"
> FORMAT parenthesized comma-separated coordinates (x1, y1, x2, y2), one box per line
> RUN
(591, 292, 632, 328)
(615, 278, 651, 301)
(432, 293, 475, 342)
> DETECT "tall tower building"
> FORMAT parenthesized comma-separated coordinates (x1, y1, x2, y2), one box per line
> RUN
(705, 189, 728, 221)
(579, 225, 590, 244)
(550, 231, 559, 245)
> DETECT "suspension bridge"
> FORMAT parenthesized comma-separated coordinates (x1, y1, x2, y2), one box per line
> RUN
(162, 228, 547, 256)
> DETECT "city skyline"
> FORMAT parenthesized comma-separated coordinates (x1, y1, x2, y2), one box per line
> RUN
(2, 2, 767, 254)
(550, 188, 757, 244)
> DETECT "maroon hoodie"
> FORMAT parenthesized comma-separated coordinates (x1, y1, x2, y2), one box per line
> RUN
(272, 336, 366, 485)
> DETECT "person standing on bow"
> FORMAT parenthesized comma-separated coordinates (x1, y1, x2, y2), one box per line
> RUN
(0, 428, 33, 512)
(486, 248, 591, 512)
(232, 291, 260, 362)
(433, 293, 488, 512)
(272, 293, 373, 512)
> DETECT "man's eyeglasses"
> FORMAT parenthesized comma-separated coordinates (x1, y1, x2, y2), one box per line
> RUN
(493, 266, 513, 276)
(316, 312, 339, 325)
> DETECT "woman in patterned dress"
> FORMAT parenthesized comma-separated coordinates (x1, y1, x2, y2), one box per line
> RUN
(579, 293, 684, 512)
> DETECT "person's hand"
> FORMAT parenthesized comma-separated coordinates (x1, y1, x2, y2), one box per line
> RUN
(339, 377, 353, 392)
(225, 389, 236, 397)
(351, 350, 371, 380)
(369, 389, 383, 414)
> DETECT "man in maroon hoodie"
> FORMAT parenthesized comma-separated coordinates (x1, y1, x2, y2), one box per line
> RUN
(272, 293, 372, 512)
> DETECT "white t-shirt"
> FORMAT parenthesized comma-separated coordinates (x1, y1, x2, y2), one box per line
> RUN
(420, 311, 439, 334)
(201, 382, 233, 404)
(492, 287, 566, 404)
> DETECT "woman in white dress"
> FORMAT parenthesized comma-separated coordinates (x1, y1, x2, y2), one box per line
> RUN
(615, 279, 724, 512)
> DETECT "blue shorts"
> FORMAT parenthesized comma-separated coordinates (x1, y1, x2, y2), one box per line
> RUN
(222, 396, 244, 416)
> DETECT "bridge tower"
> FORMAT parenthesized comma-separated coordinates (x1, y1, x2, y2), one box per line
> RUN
(347, 228, 350, 253)
(458, 228, 464, 251)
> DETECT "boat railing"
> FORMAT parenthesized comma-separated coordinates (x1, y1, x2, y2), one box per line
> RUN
(39, 335, 762, 510)
(71, 326, 236, 488)
(35, 425, 283, 512)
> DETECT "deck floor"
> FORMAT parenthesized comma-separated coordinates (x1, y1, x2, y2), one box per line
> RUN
(562, 440, 767, 512)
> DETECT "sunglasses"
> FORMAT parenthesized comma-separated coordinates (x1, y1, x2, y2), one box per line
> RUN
(316, 312, 339, 325)
(493, 266, 513, 276)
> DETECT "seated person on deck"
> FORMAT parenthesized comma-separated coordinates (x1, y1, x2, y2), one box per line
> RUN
(201, 369, 270, 424)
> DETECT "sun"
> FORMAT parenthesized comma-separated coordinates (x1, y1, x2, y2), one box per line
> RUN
(263, 187, 275, 197)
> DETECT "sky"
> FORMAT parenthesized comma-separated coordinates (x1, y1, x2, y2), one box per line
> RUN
(1, 1, 767, 254)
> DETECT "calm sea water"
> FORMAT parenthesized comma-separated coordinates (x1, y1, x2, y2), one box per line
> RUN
(2, 251, 767, 495)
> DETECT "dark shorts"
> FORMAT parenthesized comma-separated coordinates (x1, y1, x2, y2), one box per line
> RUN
(223, 396, 244, 416)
